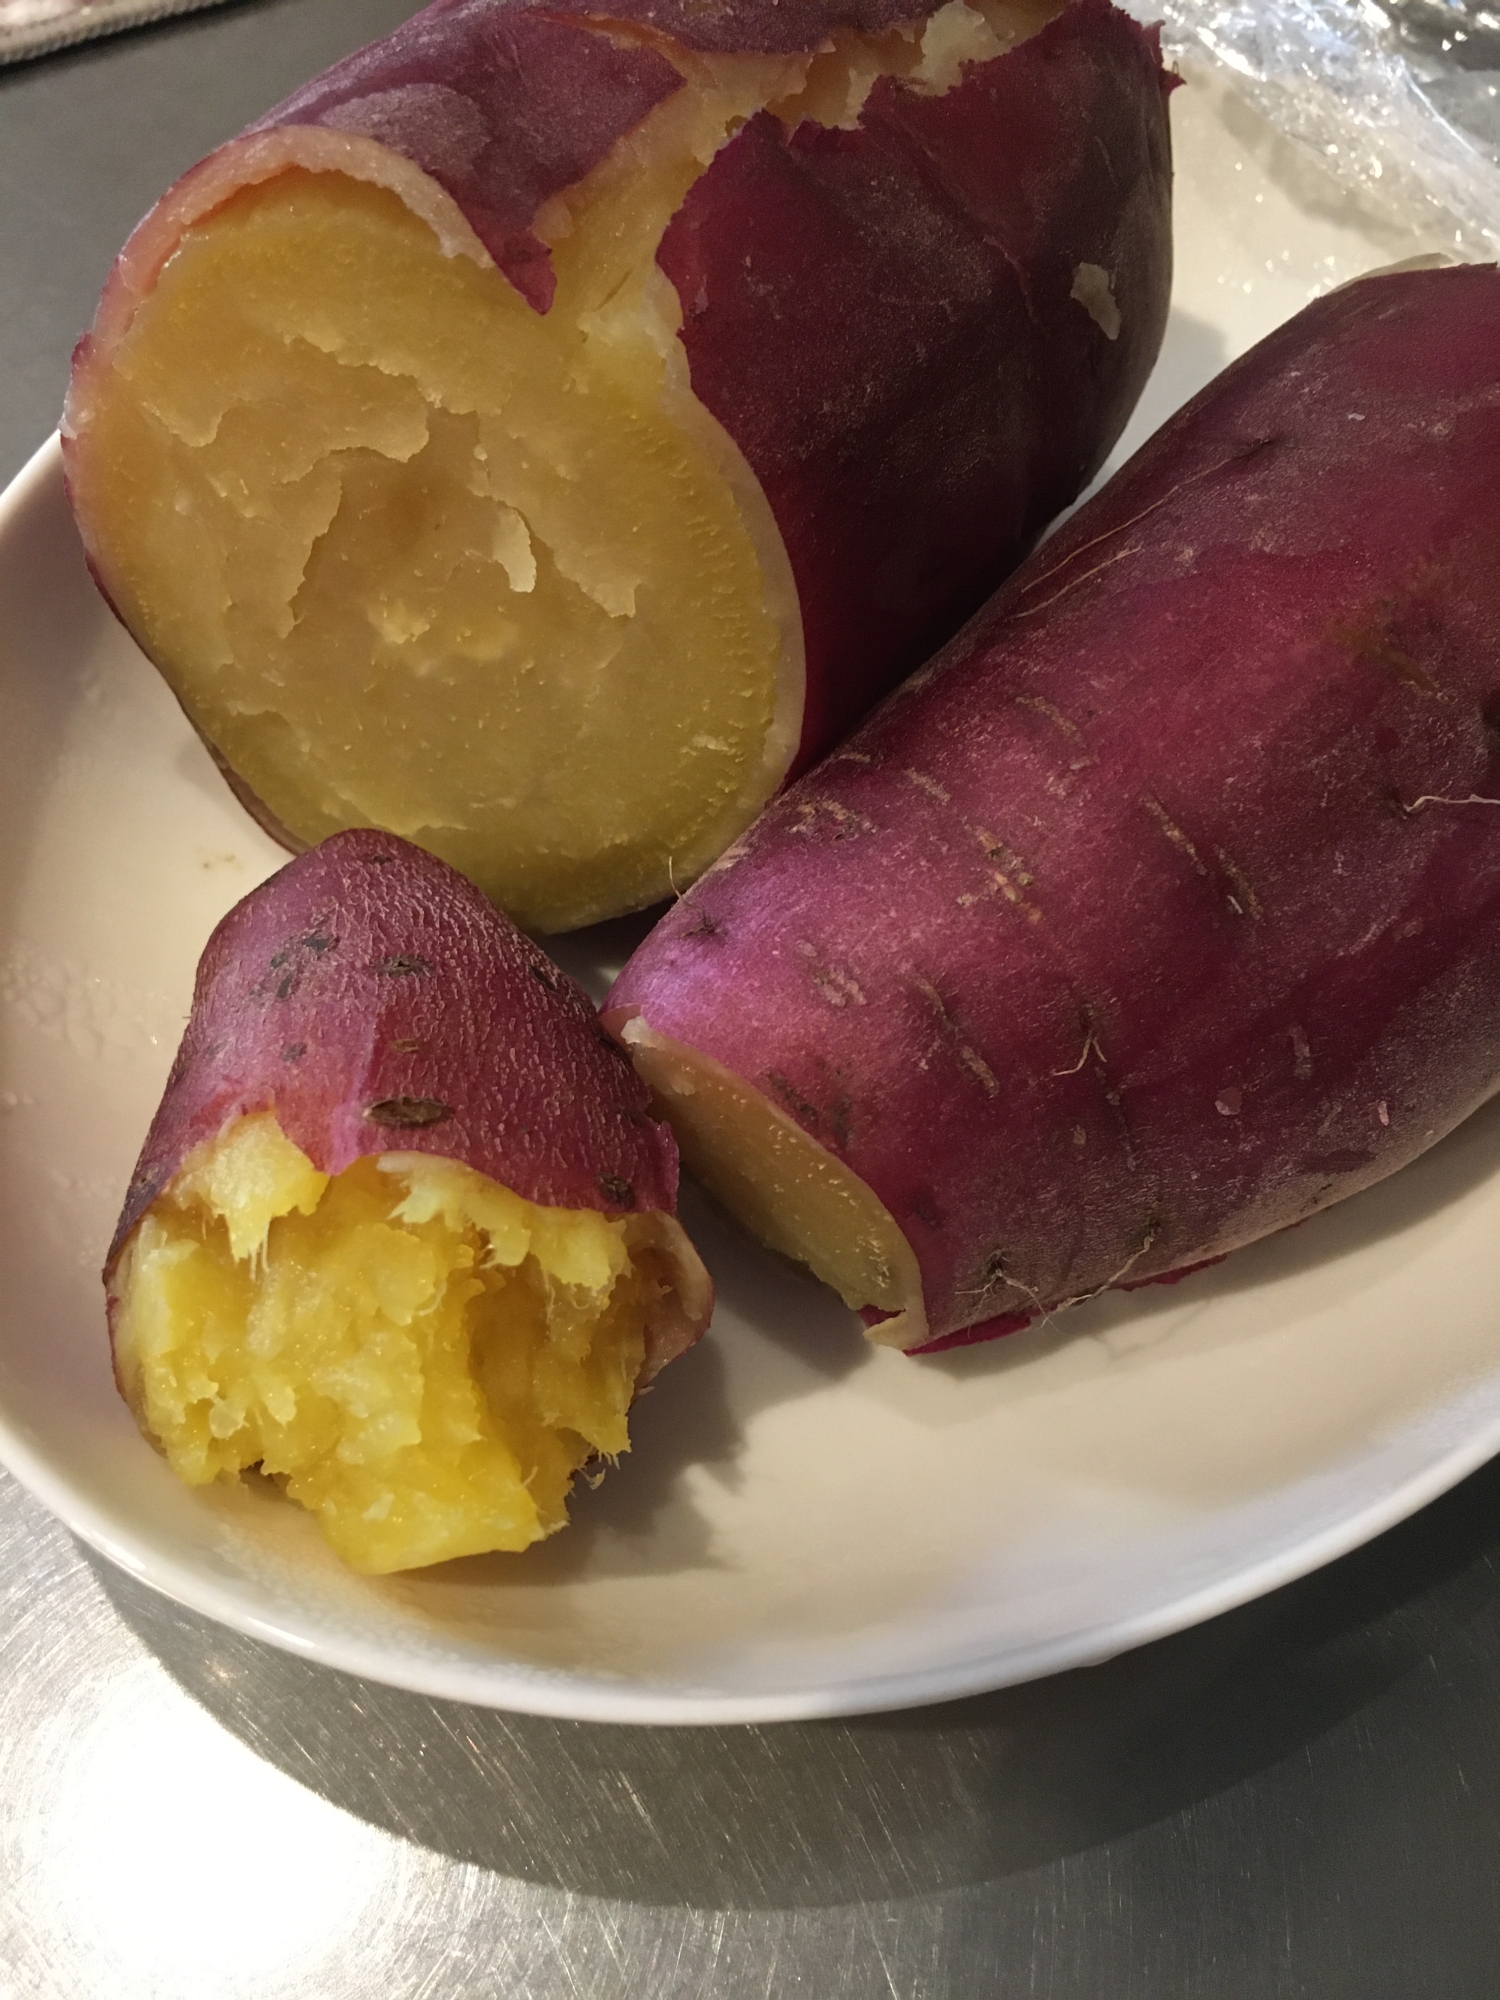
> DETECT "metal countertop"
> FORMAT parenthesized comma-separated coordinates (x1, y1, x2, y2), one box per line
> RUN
(5, 6, 1500, 1993)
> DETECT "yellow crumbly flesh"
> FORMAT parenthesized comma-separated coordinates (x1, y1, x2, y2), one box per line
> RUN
(72, 1, 1052, 933)
(621, 1019, 926, 1348)
(110, 1114, 661, 1572)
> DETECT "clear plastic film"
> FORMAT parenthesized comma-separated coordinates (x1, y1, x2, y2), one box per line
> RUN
(1142, 0, 1500, 254)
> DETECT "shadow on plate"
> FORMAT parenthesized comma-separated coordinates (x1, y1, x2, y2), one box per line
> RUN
(93, 1448, 1500, 1913)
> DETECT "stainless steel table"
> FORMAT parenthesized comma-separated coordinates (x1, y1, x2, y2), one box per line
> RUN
(5, 8, 1500, 1993)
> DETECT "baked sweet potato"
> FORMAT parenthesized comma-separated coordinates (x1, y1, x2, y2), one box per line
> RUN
(62, 0, 1174, 932)
(106, 830, 711, 1571)
(606, 264, 1500, 1352)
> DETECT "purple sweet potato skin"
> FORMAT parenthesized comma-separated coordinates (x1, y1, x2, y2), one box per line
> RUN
(245, 0, 941, 311)
(108, 830, 679, 1277)
(250, 2, 685, 312)
(608, 265, 1500, 1347)
(659, 0, 1175, 766)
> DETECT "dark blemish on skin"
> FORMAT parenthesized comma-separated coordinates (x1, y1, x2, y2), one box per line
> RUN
(598, 1174, 635, 1207)
(301, 933, 335, 955)
(766, 1071, 822, 1130)
(684, 908, 721, 939)
(1015, 694, 1085, 747)
(276, 974, 296, 1002)
(529, 964, 560, 991)
(827, 1089, 855, 1151)
(363, 1097, 453, 1129)
(1142, 795, 1208, 876)
(268, 950, 290, 972)
(1332, 598, 1442, 698)
(1301, 1149, 1375, 1175)
(371, 955, 430, 977)
(281, 1043, 306, 1063)
(389, 1038, 425, 1054)
(362, 854, 397, 867)
(1215, 848, 1262, 920)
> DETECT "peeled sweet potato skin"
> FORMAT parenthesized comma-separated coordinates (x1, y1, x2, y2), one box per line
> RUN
(108, 830, 680, 1280)
(660, 0, 1176, 763)
(242, 1, 688, 313)
(609, 266, 1500, 1346)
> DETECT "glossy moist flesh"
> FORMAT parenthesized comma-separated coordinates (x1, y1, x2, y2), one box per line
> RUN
(114, 1114, 671, 1572)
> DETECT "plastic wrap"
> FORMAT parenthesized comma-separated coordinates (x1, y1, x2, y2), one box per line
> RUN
(0, 0, 237, 66)
(1153, 0, 1500, 254)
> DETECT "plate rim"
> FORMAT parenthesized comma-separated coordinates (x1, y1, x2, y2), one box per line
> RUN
(5, 383, 1500, 1724)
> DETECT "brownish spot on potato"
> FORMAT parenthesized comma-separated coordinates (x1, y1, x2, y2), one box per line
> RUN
(1214, 847, 1263, 920)
(1142, 794, 1209, 876)
(371, 954, 430, 977)
(363, 1096, 453, 1129)
(1301, 1148, 1375, 1174)
(765, 1069, 823, 1129)
(598, 1174, 635, 1207)
(791, 799, 876, 840)
(1015, 693, 1086, 746)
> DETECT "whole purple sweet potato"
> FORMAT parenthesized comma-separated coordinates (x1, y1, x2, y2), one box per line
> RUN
(107, 830, 711, 1571)
(606, 264, 1500, 1352)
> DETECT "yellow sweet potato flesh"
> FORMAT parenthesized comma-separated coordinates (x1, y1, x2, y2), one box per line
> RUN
(80, 135, 786, 933)
(619, 1019, 925, 1347)
(111, 1114, 660, 1571)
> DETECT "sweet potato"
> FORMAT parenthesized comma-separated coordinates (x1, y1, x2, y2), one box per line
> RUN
(61, 0, 1173, 932)
(105, 829, 711, 1571)
(606, 264, 1500, 1352)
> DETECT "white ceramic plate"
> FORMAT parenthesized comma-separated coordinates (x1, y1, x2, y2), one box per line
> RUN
(0, 75, 1492, 1726)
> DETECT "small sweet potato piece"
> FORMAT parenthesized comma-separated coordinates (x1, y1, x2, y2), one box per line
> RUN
(106, 830, 711, 1571)
(62, 0, 1173, 931)
(606, 265, 1500, 1351)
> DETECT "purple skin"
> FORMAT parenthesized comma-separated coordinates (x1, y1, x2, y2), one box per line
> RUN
(608, 266, 1500, 1350)
(107, 833, 694, 1358)
(241, 0, 953, 312)
(65, 0, 1174, 807)
(660, 0, 1176, 765)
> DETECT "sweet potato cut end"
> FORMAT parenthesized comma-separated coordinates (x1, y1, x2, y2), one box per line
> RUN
(610, 1013, 927, 1348)
(69, 138, 801, 932)
(109, 1111, 704, 1572)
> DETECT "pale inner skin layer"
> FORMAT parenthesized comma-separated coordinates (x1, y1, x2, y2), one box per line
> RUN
(110, 1114, 666, 1572)
(619, 1018, 927, 1348)
(72, 0, 1051, 933)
